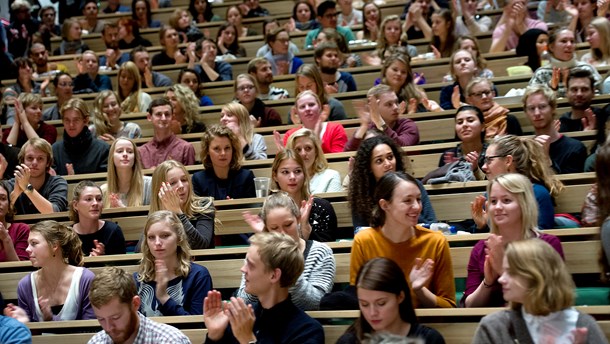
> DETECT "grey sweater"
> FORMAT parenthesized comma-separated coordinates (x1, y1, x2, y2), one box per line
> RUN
(473, 309, 608, 344)
(235, 240, 335, 311)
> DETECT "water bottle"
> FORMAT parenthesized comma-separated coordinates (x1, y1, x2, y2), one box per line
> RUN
(423, 223, 456, 235)
(540, 47, 551, 68)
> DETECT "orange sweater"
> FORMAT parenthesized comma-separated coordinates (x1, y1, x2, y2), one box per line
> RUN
(350, 225, 456, 308)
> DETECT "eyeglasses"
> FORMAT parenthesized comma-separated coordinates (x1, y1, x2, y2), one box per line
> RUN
(323, 12, 338, 18)
(525, 103, 550, 113)
(483, 155, 506, 165)
(237, 85, 255, 92)
(469, 90, 492, 98)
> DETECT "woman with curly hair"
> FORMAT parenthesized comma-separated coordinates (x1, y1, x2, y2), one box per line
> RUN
(165, 84, 206, 134)
(219, 102, 267, 160)
(471, 135, 564, 231)
(348, 135, 436, 233)
(3, 221, 95, 322)
(135, 210, 212, 316)
(90, 90, 142, 142)
(117, 61, 152, 113)
(137, 160, 216, 250)
(101, 138, 151, 208)
(193, 125, 256, 200)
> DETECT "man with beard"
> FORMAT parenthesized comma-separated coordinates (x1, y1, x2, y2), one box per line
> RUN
(523, 84, 587, 174)
(99, 23, 130, 70)
(247, 58, 289, 100)
(130, 46, 172, 88)
(88, 267, 191, 344)
(314, 42, 356, 94)
(29, 43, 68, 78)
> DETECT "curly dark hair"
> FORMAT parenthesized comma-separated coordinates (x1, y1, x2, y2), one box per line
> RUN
(348, 135, 410, 226)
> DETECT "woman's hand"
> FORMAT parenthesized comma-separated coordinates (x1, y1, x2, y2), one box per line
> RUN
(431, 45, 441, 59)
(38, 296, 53, 321)
(299, 195, 314, 240)
(65, 163, 75, 175)
(109, 193, 126, 208)
(471, 195, 488, 230)
(289, 106, 301, 125)
(483, 254, 499, 286)
(273, 130, 284, 153)
(242, 211, 264, 233)
(276, 61, 289, 75)
(409, 257, 434, 291)
(451, 85, 462, 109)
(154, 259, 171, 305)
(485, 234, 504, 277)
(174, 50, 187, 64)
(249, 115, 261, 128)
(158, 182, 183, 213)
(90, 239, 105, 256)
(99, 133, 116, 143)
(464, 151, 480, 170)
(421, 97, 442, 112)
(4, 303, 29, 323)
(365, 19, 379, 41)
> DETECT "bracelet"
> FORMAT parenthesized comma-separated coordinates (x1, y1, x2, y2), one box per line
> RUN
(482, 280, 494, 288)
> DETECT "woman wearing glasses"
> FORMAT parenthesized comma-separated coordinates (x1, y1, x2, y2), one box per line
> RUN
(471, 135, 563, 231)
(234, 74, 282, 127)
(263, 28, 303, 76)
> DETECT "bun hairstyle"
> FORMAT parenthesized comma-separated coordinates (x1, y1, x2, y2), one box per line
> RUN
(31, 220, 84, 266)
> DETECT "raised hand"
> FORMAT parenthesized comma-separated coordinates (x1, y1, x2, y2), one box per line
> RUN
(550, 67, 561, 90)
(471, 194, 488, 230)
(226, 297, 256, 344)
(299, 195, 314, 239)
(273, 130, 285, 152)
(464, 151, 480, 170)
(276, 61, 289, 75)
(451, 85, 462, 109)
(407, 98, 419, 114)
(158, 182, 182, 213)
(242, 211, 264, 233)
(534, 134, 551, 157)
(431, 45, 441, 59)
(144, 66, 154, 89)
(203, 290, 230, 341)
(582, 108, 597, 131)
(484, 234, 504, 277)
(249, 115, 261, 128)
(174, 50, 187, 64)
(368, 96, 383, 129)
(155, 259, 170, 304)
(0, 154, 8, 179)
(66, 163, 75, 176)
(14, 164, 31, 192)
(90, 239, 105, 256)
(109, 193, 126, 208)
(409, 257, 434, 291)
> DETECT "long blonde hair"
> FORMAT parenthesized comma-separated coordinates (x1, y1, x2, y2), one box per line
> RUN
(221, 102, 254, 144)
(487, 173, 539, 237)
(117, 61, 143, 113)
(137, 210, 192, 282)
(285, 128, 328, 174)
(104, 138, 145, 207)
(92, 90, 122, 137)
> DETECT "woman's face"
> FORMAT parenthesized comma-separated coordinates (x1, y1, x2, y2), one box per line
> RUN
(221, 26, 237, 45)
(574, 0, 595, 19)
(295, 3, 311, 22)
(135, 1, 147, 20)
(178, 11, 190, 29)
(271, 31, 290, 55)
(227, 7, 242, 25)
(384, 61, 408, 90)
(364, 4, 379, 22)
(536, 33, 549, 56)
(370, 144, 397, 181)
(208, 136, 233, 170)
(74, 186, 103, 221)
(459, 39, 478, 58)
(18, 64, 33, 80)
(297, 76, 318, 94)
(26, 232, 53, 267)
(273, 158, 305, 196)
(498, 256, 528, 304)
(452, 50, 476, 78)
(163, 28, 180, 48)
(166, 167, 190, 205)
(102, 94, 121, 121)
(488, 182, 522, 230)
(381, 180, 422, 228)
(293, 137, 316, 171)
(82, 53, 99, 75)
(383, 20, 401, 45)
(265, 207, 300, 241)
(56, 75, 74, 99)
(481, 144, 510, 180)
(180, 72, 199, 94)
(431, 14, 448, 37)
(118, 23, 128, 39)
(0, 187, 10, 220)
(113, 139, 135, 170)
(24, 102, 43, 126)
(165, 90, 183, 115)
(146, 220, 178, 260)
(586, 26, 600, 49)
(69, 22, 82, 41)
(119, 70, 135, 94)
(194, 0, 207, 14)
(358, 288, 404, 333)
(220, 109, 240, 127)
(455, 110, 483, 143)
(550, 30, 575, 61)
(295, 94, 322, 129)
(236, 78, 257, 104)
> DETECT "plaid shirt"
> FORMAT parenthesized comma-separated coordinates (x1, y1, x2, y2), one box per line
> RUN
(87, 312, 191, 344)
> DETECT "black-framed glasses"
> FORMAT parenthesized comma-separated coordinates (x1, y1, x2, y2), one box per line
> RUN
(483, 155, 507, 165)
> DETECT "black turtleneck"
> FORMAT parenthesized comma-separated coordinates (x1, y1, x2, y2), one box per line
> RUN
(51, 127, 111, 175)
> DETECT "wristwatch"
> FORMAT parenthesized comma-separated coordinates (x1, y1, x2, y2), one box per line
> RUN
(24, 184, 34, 194)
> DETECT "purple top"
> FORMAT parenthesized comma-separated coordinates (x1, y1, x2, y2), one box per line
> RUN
(0, 223, 29, 262)
(17, 267, 95, 322)
(461, 234, 564, 307)
(344, 117, 420, 152)
(138, 134, 196, 169)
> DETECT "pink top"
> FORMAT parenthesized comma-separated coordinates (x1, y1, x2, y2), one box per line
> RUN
(492, 17, 548, 51)
(283, 122, 347, 153)
(138, 134, 196, 169)
(0, 222, 30, 262)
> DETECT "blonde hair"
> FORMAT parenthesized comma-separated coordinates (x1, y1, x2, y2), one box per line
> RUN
(381, 54, 421, 103)
(19, 138, 53, 171)
(589, 17, 610, 63)
(505, 239, 574, 315)
(376, 15, 403, 58)
(271, 149, 310, 201)
(60, 97, 89, 120)
(487, 173, 539, 237)
(221, 102, 254, 144)
(169, 8, 191, 30)
(200, 125, 243, 170)
(31, 221, 84, 267)
(117, 61, 143, 113)
(104, 138, 145, 207)
(18, 92, 43, 109)
(166, 84, 200, 132)
(285, 128, 328, 174)
(137, 211, 192, 282)
(522, 84, 557, 112)
(92, 90, 122, 137)
(248, 232, 304, 288)
(234, 73, 259, 96)
(149, 160, 214, 217)
(69, 180, 103, 222)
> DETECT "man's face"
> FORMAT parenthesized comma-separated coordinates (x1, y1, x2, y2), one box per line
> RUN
(318, 7, 338, 28)
(103, 27, 120, 50)
(23, 146, 49, 178)
(62, 109, 87, 138)
(30, 45, 48, 67)
(375, 92, 400, 124)
(316, 49, 340, 74)
(93, 297, 139, 344)
(525, 93, 554, 131)
(133, 51, 149, 73)
(240, 245, 274, 296)
(83, 2, 98, 17)
(253, 62, 273, 85)
(148, 104, 173, 131)
(567, 77, 594, 111)
(201, 41, 217, 61)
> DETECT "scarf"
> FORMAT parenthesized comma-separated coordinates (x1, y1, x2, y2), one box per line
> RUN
(59, 40, 84, 55)
(63, 126, 93, 155)
(483, 102, 510, 140)
(550, 56, 577, 69)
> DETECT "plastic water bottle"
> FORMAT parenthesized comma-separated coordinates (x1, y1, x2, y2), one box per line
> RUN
(423, 223, 456, 235)
(540, 47, 551, 68)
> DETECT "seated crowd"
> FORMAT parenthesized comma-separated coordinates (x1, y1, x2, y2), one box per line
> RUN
(2, 0, 610, 343)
